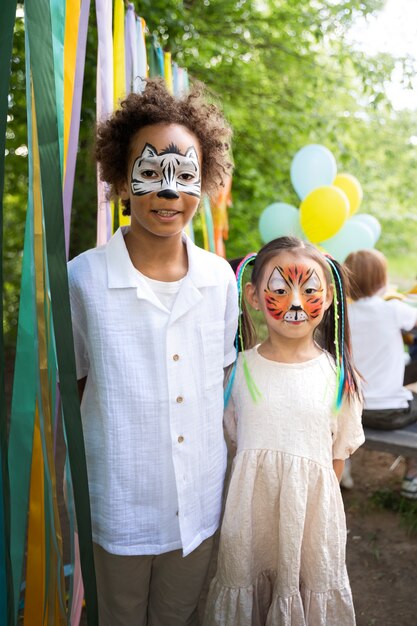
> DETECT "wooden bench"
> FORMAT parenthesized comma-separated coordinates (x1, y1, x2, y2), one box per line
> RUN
(363, 382, 417, 458)
(364, 421, 417, 459)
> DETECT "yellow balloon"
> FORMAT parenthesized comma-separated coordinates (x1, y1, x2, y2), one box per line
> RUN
(333, 173, 363, 216)
(300, 186, 349, 243)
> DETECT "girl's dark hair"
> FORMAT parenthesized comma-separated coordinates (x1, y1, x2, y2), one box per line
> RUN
(95, 78, 233, 214)
(240, 236, 360, 399)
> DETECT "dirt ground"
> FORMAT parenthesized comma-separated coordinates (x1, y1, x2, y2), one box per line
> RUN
(343, 447, 417, 626)
(75, 446, 417, 626)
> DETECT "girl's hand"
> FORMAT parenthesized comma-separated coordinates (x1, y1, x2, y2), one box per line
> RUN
(333, 459, 345, 482)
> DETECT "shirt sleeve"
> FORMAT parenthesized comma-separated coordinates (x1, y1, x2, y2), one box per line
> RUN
(332, 393, 365, 460)
(223, 265, 239, 368)
(388, 299, 417, 332)
(68, 267, 90, 380)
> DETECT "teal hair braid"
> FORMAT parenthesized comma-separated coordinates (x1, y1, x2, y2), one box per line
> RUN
(326, 256, 345, 411)
(224, 253, 261, 406)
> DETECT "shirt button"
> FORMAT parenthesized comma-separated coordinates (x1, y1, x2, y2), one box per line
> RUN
(178, 435, 184, 443)
(176, 396, 184, 403)
(173, 354, 179, 361)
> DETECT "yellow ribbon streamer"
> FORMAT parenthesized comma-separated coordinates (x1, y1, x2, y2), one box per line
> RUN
(113, 0, 125, 106)
(164, 51, 173, 93)
(113, 0, 130, 228)
(63, 0, 81, 180)
(23, 402, 46, 625)
(200, 205, 209, 251)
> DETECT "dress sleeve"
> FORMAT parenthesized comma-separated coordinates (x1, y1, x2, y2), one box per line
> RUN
(332, 393, 365, 460)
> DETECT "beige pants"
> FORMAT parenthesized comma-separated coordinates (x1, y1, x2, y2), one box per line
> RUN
(93, 536, 214, 626)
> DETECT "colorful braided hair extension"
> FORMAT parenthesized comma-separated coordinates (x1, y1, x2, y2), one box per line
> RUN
(324, 254, 357, 411)
(325, 256, 345, 411)
(224, 253, 262, 407)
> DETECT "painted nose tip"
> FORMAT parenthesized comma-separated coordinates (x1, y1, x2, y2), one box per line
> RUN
(157, 189, 180, 199)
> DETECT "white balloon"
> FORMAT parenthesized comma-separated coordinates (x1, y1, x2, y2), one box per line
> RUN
(350, 214, 381, 244)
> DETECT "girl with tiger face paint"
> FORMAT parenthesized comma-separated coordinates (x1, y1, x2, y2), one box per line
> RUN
(246, 249, 333, 348)
(203, 238, 363, 626)
(265, 263, 325, 323)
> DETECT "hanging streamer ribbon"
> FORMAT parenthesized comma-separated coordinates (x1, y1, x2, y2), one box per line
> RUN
(113, 0, 130, 229)
(50, 0, 65, 169)
(95, 0, 113, 245)
(8, 32, 38, 626)
(136, 16, 147, 89)
(164, 52, 173, 93)
(202, 196, 215, 253)
(25, 1, 98, 624)
(113, 0, 126, 106)
(0, 2, 18, 621)
(63, 0, 91, 257)
(125, 3, 137, 94)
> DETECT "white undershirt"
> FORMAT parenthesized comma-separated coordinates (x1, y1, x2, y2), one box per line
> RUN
(136, 270, 184, 312)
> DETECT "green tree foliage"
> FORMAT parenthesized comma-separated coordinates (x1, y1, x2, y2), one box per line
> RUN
(4, 0, 417, 343)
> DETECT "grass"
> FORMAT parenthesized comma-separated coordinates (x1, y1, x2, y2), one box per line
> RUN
(370, 489, 417, 534)
(387, 253, 417, 292)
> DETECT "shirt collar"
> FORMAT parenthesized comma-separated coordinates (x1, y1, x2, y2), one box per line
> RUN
(105, 227, 219, 289)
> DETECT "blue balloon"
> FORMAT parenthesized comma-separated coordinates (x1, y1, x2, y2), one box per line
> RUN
(321, 219, 375, 263)
(350, 214, 381, 244)
(290, 144, 337, 200)
(259, 202, 301, 244)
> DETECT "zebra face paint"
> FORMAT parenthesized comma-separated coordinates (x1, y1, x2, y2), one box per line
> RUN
(264, 264, 325, 323)
(130, 142, 201, 199)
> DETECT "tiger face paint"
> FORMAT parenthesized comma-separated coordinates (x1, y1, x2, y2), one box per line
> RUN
(130, 142, 201, 199)
(264, 264, 325, 323)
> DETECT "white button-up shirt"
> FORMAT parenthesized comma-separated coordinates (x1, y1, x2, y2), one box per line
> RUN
(68, 227, 238, 556)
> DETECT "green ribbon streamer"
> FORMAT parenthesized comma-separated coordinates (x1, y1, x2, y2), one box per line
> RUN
(50, 0, 65, 167)
(147, 34, 165, 77)
(8, 29, 39, 626)
(8, 206, 37, 626)
(24, 2, 98, 624)
(203, 196, 216, 253)
(0, 1, 18, 623)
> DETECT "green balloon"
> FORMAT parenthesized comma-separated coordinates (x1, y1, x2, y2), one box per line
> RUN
(321, 219, 375, 262)
(259, 202, 301, 243)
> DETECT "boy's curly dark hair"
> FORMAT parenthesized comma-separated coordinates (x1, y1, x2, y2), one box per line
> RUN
(95, 78, 233, 214)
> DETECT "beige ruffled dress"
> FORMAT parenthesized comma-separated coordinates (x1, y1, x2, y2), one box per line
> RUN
(203, 347, 364, 626)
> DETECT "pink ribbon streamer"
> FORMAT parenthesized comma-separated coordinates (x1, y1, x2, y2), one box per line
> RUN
(70, 532, 84, 626)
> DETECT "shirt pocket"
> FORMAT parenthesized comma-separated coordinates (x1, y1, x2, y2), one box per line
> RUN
(199, 320, 225, 389)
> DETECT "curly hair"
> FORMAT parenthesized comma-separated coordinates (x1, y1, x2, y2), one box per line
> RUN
(95, 78, 233, 214)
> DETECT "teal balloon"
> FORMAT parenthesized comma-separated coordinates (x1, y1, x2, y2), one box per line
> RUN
(350, 214, 381, 244)
(259, 202, 300, 243)
(290, 144, 337, 200)
(321, 219, 375, 262)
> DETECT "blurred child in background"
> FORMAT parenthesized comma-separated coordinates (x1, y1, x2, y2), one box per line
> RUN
(345, 249, 417, 498)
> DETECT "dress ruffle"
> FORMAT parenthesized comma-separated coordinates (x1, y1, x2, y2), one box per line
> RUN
(203, 572, 356, 626)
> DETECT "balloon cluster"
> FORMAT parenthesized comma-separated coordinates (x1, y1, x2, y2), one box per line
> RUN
(258, 144, 381, 262)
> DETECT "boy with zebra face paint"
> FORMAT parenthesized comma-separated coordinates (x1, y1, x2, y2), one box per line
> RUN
(68, 78, 238, 626)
